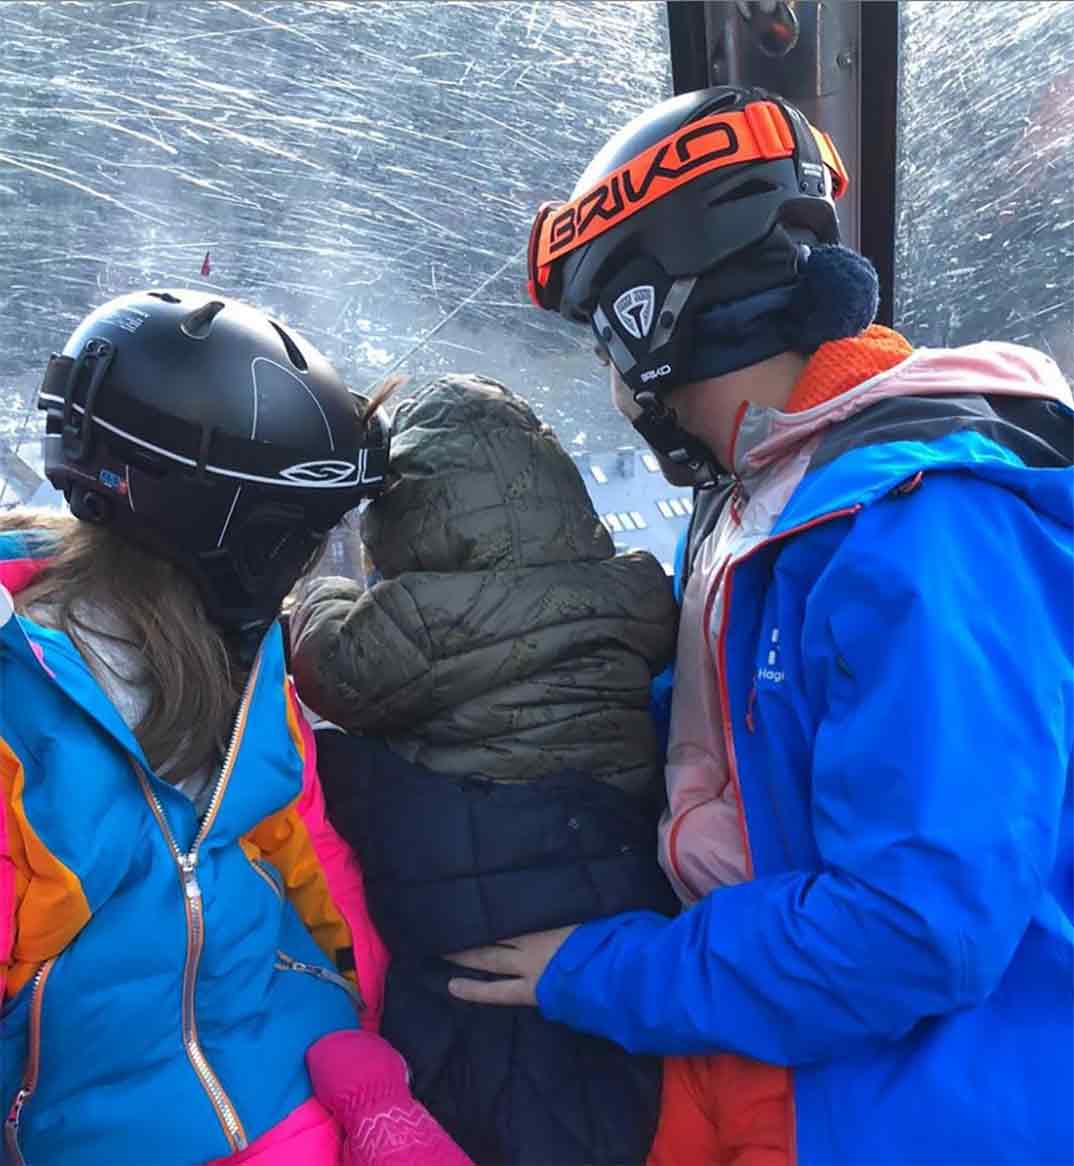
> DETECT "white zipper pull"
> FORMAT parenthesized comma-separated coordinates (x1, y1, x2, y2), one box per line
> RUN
(275, 951, 364, 1010)
(5, 1087, 28, 1127)
(276, 953, 312, 974)
(179, 853, 201, 900)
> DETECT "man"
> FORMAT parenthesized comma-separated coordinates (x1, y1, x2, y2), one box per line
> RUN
(447, 86, 1073, 1165)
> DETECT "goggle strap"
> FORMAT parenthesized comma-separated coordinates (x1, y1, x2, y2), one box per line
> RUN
(533, 100, 847, 275)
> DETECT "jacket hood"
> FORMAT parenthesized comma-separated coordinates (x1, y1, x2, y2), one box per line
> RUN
(291, 374, 679, 793)
(362, 375, 614, 577)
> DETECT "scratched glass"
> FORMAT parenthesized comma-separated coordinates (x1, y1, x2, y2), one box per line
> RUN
(895, 1, 1074, 377)
(0, 0, 671, 504)
(3, 2, 1072, 505)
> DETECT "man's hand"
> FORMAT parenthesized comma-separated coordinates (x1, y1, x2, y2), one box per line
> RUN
(445, 926, 578, 1007)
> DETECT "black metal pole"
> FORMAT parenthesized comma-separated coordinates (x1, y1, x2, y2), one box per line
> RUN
(666, 1, 712, 95)
(858, 1, 900, 327)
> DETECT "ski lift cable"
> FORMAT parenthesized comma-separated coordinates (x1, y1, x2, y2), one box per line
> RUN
(362, 241, 528, 392)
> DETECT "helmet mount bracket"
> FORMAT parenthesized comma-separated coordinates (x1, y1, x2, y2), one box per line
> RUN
(60, 338, 115, 464)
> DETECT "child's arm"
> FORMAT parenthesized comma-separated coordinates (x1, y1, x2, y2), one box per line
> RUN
(289, 576, 433, 735)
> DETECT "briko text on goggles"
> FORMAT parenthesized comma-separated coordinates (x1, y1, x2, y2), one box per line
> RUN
(527, 99, 848, 311)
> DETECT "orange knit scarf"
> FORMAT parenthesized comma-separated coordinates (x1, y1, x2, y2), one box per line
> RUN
(784, 325, 913, 413)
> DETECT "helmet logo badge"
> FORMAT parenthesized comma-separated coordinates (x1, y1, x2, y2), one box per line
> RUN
(279, 460, 357, 484)
(613, 286, 655, 340)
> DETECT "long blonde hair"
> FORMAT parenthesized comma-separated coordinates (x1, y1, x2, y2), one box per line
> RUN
(4, 509, 242, 783)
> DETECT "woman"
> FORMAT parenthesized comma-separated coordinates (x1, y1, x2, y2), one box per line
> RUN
(0, 290, 468, 1166)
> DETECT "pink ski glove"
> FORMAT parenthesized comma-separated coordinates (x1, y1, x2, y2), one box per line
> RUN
(306, 1030, 473, 1166)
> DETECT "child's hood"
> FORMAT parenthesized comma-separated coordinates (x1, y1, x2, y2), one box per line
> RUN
(361, 374, 615, 578)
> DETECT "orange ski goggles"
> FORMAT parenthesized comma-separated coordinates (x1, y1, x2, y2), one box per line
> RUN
(526, 99, 848, 310)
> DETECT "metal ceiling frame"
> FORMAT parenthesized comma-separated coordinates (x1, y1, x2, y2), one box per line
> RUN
(665, 1, 900, 325)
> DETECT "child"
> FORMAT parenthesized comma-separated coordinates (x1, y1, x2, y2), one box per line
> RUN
(291, 373, 680, 1165)
(0, 290, 469, 1166)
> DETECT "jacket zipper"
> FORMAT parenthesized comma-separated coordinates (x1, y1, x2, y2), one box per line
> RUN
(714, 507, 862, 877)
(666, 555, 732, 898)
(132, 655, 262, 1154)
(714, 567, 756, 878)
(670, 506, 864, 890)
(249, 855, 283, 899)
(3, 958, 57, 1165)
(275, 949, 364, 1013)
(713, 507, 861, 1166)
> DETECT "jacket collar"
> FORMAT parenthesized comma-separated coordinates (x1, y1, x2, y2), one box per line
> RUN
(731, 335, 1073, 486)
(1, 575, 287, 795)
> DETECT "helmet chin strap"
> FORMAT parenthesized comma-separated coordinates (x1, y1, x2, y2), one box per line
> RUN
(630, 390, 725, 489)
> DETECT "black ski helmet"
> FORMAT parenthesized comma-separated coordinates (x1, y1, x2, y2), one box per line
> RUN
(37, 290, 389, 635)
(527, 86, 848, 479)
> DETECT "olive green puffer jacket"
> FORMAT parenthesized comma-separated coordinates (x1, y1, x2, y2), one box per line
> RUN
(291, 374, 677, 797)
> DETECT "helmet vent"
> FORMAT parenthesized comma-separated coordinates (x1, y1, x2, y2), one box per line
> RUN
(181, 300, 227, 340)
(269, 321, 309, 372)
(147, 291, 181, 303)
(709, 178, 779, 207)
